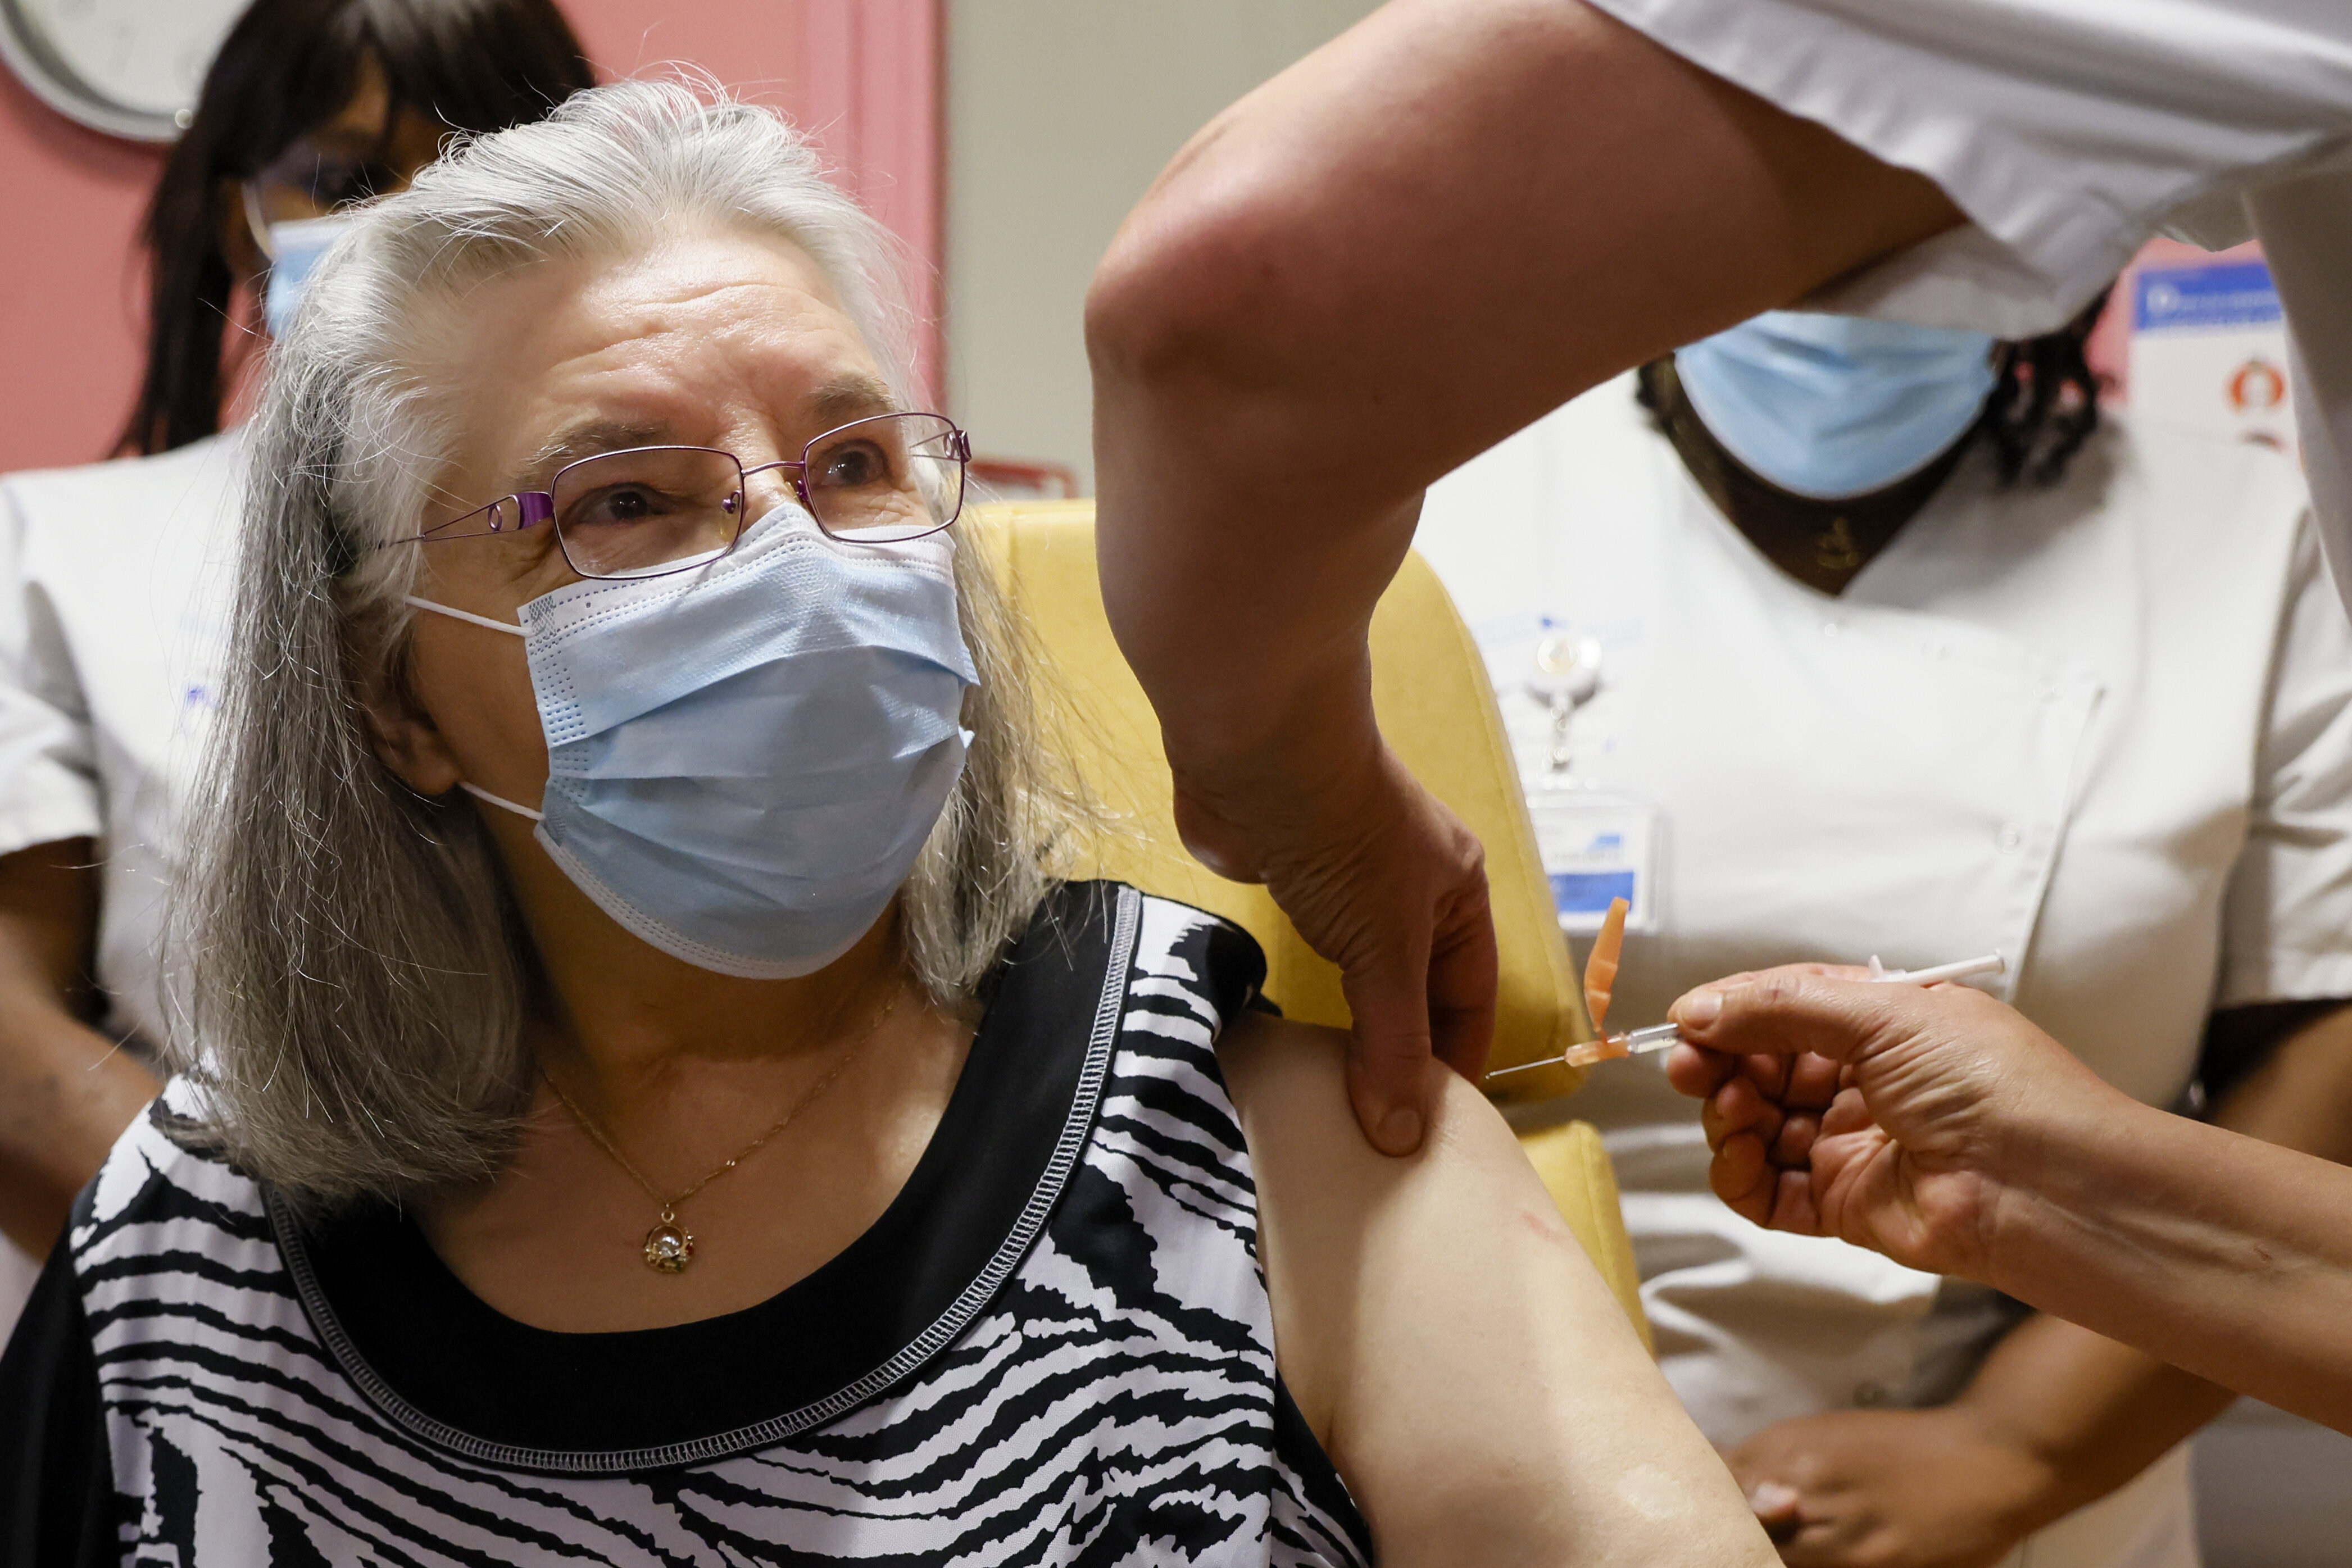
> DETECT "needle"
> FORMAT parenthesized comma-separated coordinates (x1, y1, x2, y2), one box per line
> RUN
(1485, 952, 2006, 1081)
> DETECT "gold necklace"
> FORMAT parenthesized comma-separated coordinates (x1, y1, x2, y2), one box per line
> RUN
(540, 986, 900, 1275)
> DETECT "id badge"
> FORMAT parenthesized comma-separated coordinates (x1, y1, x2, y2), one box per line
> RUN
(1525, 784, 1663, 935)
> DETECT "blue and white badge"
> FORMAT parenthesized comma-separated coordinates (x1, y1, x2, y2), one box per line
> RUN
(2129, 258, 2296, 457)
(1494, 619, 1666, 935)
(1527, 784, 1663, 936)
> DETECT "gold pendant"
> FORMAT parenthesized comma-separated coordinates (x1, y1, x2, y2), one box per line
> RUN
(643, 1210, 695, 1274)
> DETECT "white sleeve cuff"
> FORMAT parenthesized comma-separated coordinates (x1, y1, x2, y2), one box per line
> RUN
(2215, 947, 2352, 1010)
(0, 791, 104, 862)
(1586, 0, 2352, 337)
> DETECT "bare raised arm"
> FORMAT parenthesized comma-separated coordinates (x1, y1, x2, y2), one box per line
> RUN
(1086, 0, 1962, 1155)
(1220, 1010, 1776, 1566)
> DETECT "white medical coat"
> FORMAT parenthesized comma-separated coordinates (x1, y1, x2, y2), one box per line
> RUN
(1585, 0, 2352, 625)
(0, 435, 242, 1325)
(1417, 384, 2352, 1568)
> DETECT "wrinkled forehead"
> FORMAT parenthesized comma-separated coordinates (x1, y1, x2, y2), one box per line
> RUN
(406, 225, 898, 501)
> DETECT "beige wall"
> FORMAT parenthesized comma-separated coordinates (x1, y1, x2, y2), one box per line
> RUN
(945, 0, 1381, 493)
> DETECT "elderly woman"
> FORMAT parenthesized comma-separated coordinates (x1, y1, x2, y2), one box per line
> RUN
(0, 84, 1767, 1565)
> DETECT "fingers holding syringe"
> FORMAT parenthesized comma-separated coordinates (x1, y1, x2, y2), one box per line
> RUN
(1703, 1070, 1831, 1171)
(1706, 1125, 1776, 1225)
(1696, 1082, 1779, 1225)
(1664, 1033, 1743, 1099)
(1785, 1050, 1846, 1109)
(1708, 1126, 1827, 1234)
(1819, 1084, 1879, 1142)
(1669, 1042, 1841, 1121)
(1668, 963, 1905, 1076)
(1701, 1070, 1783, 1151)
(1697, 1063, 1845, 1234)
(1666, 1040, 1800, 1102)
(1666, 965, 1879, 1104)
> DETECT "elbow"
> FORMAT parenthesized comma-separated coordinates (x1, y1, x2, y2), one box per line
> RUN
(1083, 147, 1323, 419)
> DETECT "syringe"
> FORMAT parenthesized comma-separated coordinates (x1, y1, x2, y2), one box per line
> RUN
(1486, 952, 2005, 1079)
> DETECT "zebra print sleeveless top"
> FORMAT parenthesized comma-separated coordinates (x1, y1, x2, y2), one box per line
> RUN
(56, 883, 1373, 1565)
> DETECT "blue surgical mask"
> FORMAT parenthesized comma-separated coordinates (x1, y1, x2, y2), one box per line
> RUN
(261, 212, 358, 338)
(407, 502, 978, 978)
(1673, 311, 1999, 499)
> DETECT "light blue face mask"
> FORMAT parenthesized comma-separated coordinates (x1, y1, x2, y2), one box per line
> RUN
(1673, 311, 1999, 499)
(407, 502, 978, 978)
(260, 212, 357, 338)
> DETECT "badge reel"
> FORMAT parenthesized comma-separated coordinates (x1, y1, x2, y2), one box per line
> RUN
(1521, 635, 1662, 938)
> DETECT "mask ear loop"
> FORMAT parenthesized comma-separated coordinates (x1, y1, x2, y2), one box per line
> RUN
(405, 594, 525, 637)
(403, 597, 544, 820)
(460, 782, 544, 822)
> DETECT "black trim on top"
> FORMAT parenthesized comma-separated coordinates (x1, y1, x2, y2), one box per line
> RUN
(271, 881, 1142, 1475)
(0, 1231, 117, 1568)
(1274, 1376, 1377, 1566)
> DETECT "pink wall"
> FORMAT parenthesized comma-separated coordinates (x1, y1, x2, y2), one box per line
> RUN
(0, 0, 941, 476)
(0, 67, 165, 472)
(562, 0, 943, 398)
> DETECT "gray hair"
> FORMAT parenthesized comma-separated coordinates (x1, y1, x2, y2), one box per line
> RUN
(168, 80, 1078, 1208)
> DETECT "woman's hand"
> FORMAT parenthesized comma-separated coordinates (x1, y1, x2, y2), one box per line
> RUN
(1662, 965, 2128, 1282)
(1172, 731, 1498, 1157)
(1729, 1407, 2056, 1568)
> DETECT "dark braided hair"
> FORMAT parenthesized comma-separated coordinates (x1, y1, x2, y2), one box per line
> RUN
(1982, 287, 2113, 488)
(117, 0, 594, 458)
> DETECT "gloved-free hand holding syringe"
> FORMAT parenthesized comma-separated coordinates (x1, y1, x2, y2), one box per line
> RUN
(1487, 950, 2008, 1080)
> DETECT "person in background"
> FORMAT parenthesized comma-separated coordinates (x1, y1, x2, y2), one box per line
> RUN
(1415, 296, 2352, 1566)
(1082, 0, 2352, 1161)
(0, 0, 592, 1328)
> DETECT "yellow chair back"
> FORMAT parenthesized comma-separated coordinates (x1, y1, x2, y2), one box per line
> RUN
(969, 502, 1592, 1073)
(966, 499, 1649, 1345)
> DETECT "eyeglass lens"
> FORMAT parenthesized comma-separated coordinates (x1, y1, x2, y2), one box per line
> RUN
(547, 414, 966, 579)
(550, 447, 747, 579)
(801, 413, 966, 544)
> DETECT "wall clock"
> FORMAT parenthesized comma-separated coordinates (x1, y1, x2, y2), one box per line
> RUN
(0, 0, 249, 142)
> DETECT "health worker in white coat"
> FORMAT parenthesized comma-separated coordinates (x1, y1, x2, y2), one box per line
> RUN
(0, 0, 595, 1328)
(1416, 304, 2352, 1568)
(1082, 0, 2352, 1169)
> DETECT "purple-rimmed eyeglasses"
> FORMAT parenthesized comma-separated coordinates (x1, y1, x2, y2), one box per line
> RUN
(407, 412, 972, 581)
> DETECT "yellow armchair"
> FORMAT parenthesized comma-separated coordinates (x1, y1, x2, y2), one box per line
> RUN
(968, 499, 1647, 1345)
